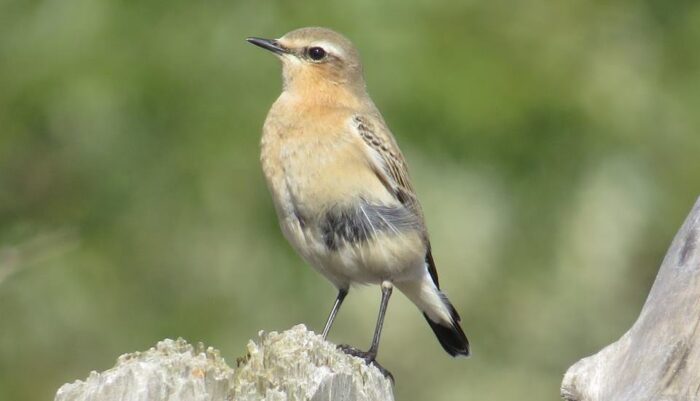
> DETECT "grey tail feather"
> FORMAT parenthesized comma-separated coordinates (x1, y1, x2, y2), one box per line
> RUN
(423, 295, 470, 357)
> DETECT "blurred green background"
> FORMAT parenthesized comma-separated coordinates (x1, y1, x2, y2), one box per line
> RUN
(1, 0, 699, 400)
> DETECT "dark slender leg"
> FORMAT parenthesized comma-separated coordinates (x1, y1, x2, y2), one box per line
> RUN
(322, 289, 348, 340)
(339, 281, 394, 381)
(368, 281, 393, 356)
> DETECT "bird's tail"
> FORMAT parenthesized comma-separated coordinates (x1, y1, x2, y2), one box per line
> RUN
(396, 274, 470, 357)
(423, 297, 470, 357)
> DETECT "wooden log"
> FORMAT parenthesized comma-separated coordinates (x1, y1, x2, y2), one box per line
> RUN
(54, 325, 394, 401)
(561, 197, 700, 401)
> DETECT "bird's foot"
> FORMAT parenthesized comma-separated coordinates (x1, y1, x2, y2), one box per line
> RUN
(337, 344, 394, 382)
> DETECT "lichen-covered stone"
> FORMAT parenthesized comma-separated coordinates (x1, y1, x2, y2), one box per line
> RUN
(54, 325, 393, 401)
(232, 324, 394, 401)
(55, 338, 234, 401)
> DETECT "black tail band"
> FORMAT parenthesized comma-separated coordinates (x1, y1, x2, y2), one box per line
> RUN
(424, 314, 470, 357)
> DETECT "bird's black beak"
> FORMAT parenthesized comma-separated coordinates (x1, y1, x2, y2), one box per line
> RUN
(246, 37, 289, 55)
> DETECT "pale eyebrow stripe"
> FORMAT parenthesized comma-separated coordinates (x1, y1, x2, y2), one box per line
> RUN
(312, 41, 344, 57)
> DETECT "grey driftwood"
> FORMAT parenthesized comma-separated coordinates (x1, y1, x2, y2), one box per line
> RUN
(561, 197, 700, 401)
(54, 324, 394, 401)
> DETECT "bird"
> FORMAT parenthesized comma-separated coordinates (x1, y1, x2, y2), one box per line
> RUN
(246, 27, 469, 378)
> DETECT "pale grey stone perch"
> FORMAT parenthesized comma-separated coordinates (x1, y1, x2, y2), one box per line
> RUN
(55, 325, 393, 401)
(561, 197, 700, 401)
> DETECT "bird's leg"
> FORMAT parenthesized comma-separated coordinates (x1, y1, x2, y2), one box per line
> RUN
(322, 288, 348, 340)
(339, 281, 394, 381)
(367, 281, 392, 357)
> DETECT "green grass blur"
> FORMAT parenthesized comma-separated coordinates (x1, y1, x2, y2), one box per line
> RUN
(1, 1, 699, 400)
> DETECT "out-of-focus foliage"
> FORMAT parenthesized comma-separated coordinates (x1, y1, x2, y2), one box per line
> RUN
(1, 1, 699, 400)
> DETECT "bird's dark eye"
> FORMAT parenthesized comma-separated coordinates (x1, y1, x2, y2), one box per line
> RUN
(308, 47, 327, 61)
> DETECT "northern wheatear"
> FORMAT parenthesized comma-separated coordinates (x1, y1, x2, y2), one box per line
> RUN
(247, 27, 469, 377)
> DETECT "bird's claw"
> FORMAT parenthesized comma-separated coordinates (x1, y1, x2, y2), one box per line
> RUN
(337, 344, 394, 383)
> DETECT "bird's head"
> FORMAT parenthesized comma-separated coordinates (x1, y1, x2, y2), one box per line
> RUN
(247, 27, 366, 97)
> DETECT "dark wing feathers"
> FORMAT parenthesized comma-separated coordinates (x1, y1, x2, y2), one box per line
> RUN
(354, 115, 469, 357)
(425, 246, 440, 289)
(353, 114, 442, 285)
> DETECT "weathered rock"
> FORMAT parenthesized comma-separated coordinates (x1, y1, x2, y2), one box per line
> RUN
(55, 324, 393, 401)
(561, 197, 700, 401)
